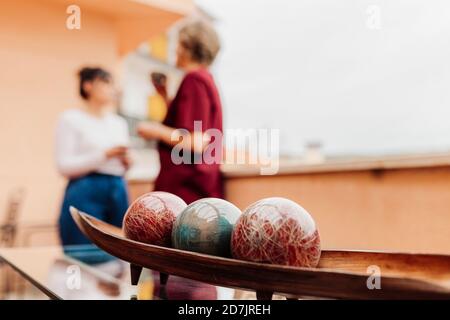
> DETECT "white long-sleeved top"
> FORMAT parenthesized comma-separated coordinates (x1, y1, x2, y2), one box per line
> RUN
(55, 108, 130, 178)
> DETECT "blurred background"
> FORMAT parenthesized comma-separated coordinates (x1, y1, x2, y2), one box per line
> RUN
(1, 0, 450, 299)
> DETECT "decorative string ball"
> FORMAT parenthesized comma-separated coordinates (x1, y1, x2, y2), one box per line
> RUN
(231, 197, 321, 267)
(123, 192, 187, 247)
(172, 198, 241, 257)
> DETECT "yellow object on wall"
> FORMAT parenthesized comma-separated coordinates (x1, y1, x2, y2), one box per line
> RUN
(149, 33, 168, 62)
(148, 94, 167, 122)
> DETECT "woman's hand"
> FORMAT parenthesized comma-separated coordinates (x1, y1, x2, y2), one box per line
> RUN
(138, 122, 211, 154)
(151, 72, 168, 100)
(105, 146, 128, 159)
(151, 72, 172, 105)
(137, 122, 164, 140)
(105, 146, 132, 171)
(153, 81, 167, 100)
(120, 154, 133, 171)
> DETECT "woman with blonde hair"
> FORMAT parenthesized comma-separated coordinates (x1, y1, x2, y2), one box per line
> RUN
(138, 21, 224, 204)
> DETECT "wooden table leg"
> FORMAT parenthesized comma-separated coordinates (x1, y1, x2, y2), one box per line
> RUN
(158, 272, 170, 300)
(160, 272, 169, 286)
(256, 291, 273, 300)
(130, 264, 143, 286)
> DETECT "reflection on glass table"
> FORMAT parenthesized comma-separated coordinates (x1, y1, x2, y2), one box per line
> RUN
(0, 245, 241, 300)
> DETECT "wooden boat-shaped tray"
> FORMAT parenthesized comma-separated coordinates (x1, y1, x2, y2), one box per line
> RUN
(71, 207, 450, 299)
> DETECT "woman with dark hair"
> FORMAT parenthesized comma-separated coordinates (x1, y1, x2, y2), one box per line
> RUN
(56, 67, 131, 245)
(138, 21, 224, 204)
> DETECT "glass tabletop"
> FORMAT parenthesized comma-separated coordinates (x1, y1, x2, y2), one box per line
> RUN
(0, 245, 243, 300)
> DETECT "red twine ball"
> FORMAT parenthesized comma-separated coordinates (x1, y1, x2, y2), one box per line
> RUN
(123, 192, 187, 247)
(231, 197, 321, 267)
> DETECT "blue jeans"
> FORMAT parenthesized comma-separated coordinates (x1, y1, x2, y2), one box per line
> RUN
(59, 173, 129, 246)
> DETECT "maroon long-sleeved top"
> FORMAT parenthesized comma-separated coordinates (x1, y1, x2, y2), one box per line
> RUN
(154, 68, 224, 204)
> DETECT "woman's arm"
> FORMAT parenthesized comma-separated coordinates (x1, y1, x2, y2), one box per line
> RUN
(138, 74, 216, 154)
(137, 122, 210, 154)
